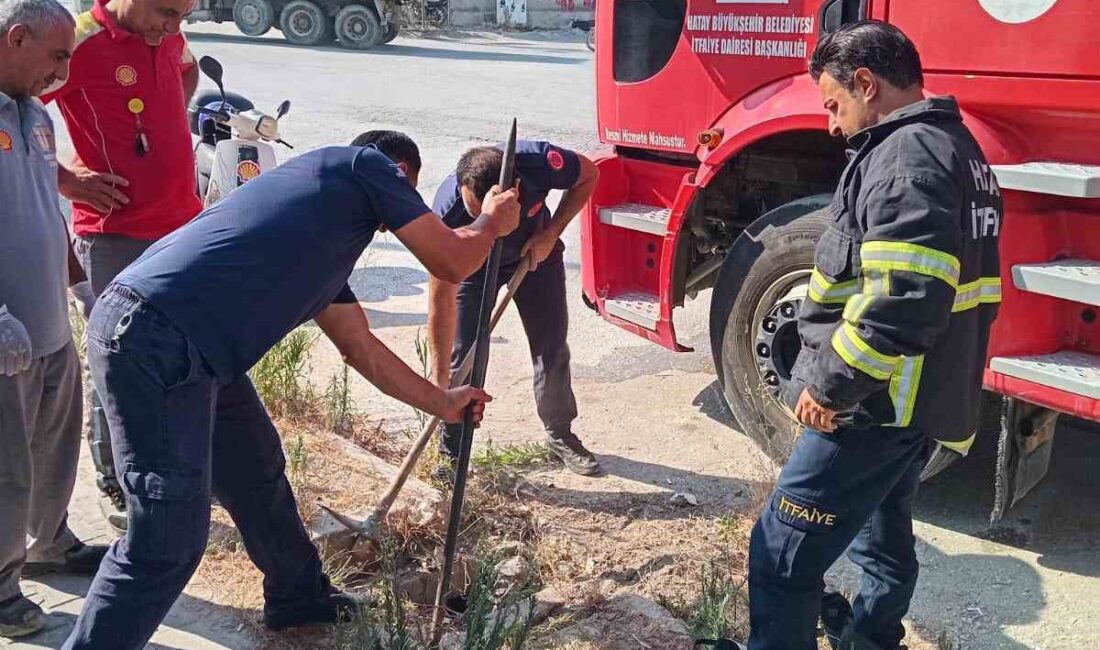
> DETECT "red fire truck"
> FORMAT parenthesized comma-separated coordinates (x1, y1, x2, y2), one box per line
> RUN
(580, 0, 1100, 522)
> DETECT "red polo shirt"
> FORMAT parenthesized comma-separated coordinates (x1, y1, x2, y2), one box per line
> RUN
(42, 0, 201, 240)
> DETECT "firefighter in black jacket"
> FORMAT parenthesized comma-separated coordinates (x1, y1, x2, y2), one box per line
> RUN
(746, 22, 1002, 650)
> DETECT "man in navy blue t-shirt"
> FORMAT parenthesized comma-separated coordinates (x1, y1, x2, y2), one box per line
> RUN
(63, 140, 520, 650)
(428, 141, 600, 476)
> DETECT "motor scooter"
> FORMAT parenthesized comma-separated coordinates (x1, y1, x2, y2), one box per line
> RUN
(187, 55, 293, 207)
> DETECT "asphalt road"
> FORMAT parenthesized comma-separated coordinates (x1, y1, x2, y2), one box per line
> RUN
(36, 24, 1100, 650)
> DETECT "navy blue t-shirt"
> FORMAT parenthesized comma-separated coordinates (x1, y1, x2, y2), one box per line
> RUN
(116, 146, 430, 383)
(432, 140, 580, 269)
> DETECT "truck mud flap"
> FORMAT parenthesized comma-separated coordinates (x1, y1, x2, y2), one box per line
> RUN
(991, 398, 1059, 524)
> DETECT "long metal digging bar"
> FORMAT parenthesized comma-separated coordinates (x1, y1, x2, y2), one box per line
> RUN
(317, 253, 532, 540)
(429, 119, 517, 647)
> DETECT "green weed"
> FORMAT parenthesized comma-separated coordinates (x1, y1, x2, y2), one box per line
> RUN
(250, 329, 316, 418)
(326, 364, 356, 435)
(473, 443, 552, 473)
(688, 558, 748, 641)
(288, 433, 309, 486)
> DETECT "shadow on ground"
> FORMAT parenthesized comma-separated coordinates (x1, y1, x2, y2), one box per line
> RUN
(528, 454, 761, 521)
(13, 573, 264, 650)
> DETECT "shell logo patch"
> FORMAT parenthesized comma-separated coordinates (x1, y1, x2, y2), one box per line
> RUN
(115, 65, 138, 86)
(546, 149, 565, 171)
(0, 130, 12, 152)
(236, 160, 262, 184)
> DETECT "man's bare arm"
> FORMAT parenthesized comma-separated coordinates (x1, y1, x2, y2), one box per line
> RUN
(548, 154, 599, 238)
(427, 276, 459, 387)
(392, 186, 520, 283)
(314, 302, 489, 423)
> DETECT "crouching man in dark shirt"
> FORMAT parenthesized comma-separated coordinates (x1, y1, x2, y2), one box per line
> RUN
(61, 143, 520, 650)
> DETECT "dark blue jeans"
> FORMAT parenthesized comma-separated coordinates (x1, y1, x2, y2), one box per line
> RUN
(63, 285, 325, 650)
(748, 425, 931, 650)
(441, 244, 577, 456)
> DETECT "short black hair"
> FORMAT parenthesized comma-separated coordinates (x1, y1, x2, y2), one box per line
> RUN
(456, 146, 503, 201)
(350, 130, 421, 173)
(809, 20, 923, 91)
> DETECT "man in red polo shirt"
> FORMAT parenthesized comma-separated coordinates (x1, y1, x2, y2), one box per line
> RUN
(42, 0, 200, 533)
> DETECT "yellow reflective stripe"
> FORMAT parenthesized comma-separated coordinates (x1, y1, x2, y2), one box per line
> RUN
(861, 241, 961, 288)
(952, 277, 1002, 313)
(843, 294, 875, 323)
(886, 355, 925, 427)
(808, 268, 859, 305)
(936, 433, 976, 456)
(831, 323, 900, 380)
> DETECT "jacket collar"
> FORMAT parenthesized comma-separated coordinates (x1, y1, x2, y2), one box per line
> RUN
(848, 96, 962, 150)
(93, 0, 136, 43)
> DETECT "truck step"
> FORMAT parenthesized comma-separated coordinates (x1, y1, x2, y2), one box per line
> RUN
(991, 162, 1100, 198)
(605, 292, 659, 329)
(598, 203, 671, 236)
(991, 351, 1100, 399)
(1012, 260, 1100, 306)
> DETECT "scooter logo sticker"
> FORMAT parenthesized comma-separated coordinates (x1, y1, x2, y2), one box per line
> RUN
(546, 149, 565, 171)
(236, 160, 262, 185)
(115, 65, 138, 86)
(0, 130, 12, 152)
(978, 0, 1059, 24)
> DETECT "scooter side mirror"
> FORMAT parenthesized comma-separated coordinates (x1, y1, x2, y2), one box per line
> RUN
(198, 56, 226, 102)
(276, 100, 291, 119)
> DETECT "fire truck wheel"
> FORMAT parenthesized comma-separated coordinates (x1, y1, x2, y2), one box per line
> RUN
(335, 4, 383, 49)
(233, 0, 275, 36)
(280, 0, 333, 46)
(709, 195, 831, 464)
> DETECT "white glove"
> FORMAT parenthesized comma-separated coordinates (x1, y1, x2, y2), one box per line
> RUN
(0, 305, 33, 376)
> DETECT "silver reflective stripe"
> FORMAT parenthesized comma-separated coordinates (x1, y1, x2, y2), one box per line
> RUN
(886, 355, 925, 427)
(809, 268, 859, 305)
(831, 323, 900, 381)
(861, 241, 961, 288)
(953, 277, 1002, 312)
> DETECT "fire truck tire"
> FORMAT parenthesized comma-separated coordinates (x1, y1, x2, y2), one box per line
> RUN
(280, 0, 332, 46)
(233, 0, 275, 36)
(710, 195, 831, 463)
(335, 4, 383, 49)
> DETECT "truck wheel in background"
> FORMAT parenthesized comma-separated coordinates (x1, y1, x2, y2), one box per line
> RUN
(280, 0, 332, 46)
(335, 4, 383, 49)
(233, 0, 275, 36)
(709, 196, 831, 463)
(381, 21, 399, 43)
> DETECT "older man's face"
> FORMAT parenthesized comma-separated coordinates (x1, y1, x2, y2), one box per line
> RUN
(4, 20, 74, 98)
(120, 0, 194, 45)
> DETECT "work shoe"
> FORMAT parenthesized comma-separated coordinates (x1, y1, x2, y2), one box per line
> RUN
(546, 433, 601, 476)
(22, 541, 109, 578)
(0, 594, 45, 638)
(98, 489, 128, 536)
(821, 590, 854, 650)
(263, 579, 372, 631)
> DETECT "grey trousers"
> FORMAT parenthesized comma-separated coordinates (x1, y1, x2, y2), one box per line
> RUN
(0, 342, 82, 601)
(71, 234, 154, 497)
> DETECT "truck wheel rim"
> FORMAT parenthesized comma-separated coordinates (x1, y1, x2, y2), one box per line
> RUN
(292, 10, 314, 33)
(345, 15, 368, 38)
(751, 269, 810, 419)
(240, 4, 261, 26)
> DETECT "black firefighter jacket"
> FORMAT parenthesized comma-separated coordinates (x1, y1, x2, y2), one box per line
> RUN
(790, 97, 1002, 453)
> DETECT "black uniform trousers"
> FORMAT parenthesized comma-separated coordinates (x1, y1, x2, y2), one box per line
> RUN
(440, 242, 577, 457)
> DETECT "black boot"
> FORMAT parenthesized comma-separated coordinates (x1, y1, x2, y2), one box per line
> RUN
(0, 594, 44, 639)
(546, 432, 601, 476)
(263, 576, 372, 631)
(22, 541, 109, 577)
(821, 590, 854, 650)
